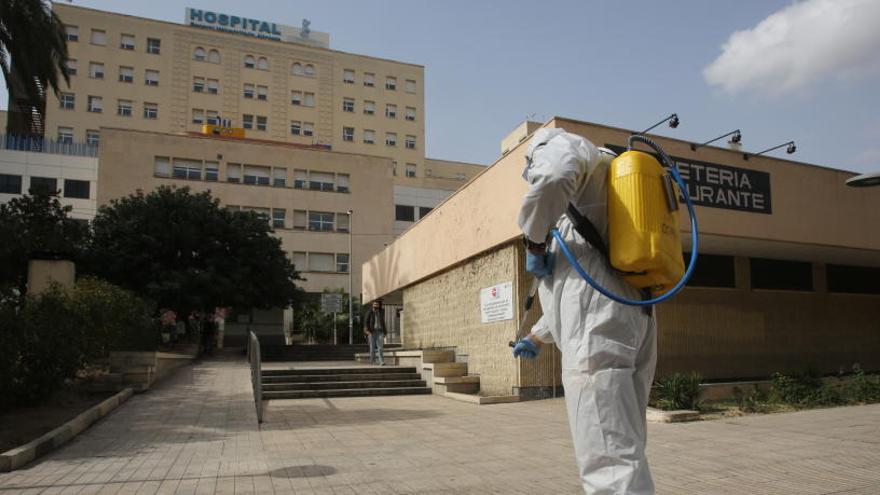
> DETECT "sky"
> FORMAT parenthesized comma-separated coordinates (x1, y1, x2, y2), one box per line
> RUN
(6, 0, 880, 173)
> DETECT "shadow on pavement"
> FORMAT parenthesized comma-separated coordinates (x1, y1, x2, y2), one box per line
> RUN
(268, 465, 337, 478)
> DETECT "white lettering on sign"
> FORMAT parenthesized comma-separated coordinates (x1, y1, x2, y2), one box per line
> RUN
(480, 281, 514, 324)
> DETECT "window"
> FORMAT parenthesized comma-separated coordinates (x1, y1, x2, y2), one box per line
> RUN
(272, 209, 286, 229)
(304, 92, 315, 107)
(292, 62, 303, 75)
(118, 66, 133, 83)
(385, 76, 397, 90)
(243, 83, 255, 98)
(364, 72, 375, 87)
(363, 129, 375, 145)
(406, 79, 417, 93)
(309, 172, 334, 191)
(207, 79, 219, 94)
(65, 59, 77, 76)
(364, 100, 375, 115)
(64, 179, 90, 199)
(244, 55, 255, 68)
(242, 114, 253, 129)
(337, 174, 350, 193)
(117, 99, 132, 116)
(386, 104, 397, 118)
(395, 205, 415, 222)
(750, 258, 813, 291)
(336, 253, 350, 273)
(205, 162, 219, 182)
(294, 170, 307, 189)
(0, 174, 22, 194)
(273, 168, 286, 187)
(193, 77, 205, 92)
(145, 70, 159, 86)
(405, 163, 417, 177)
(57, 127, 74, 144)
(227, 163, 241, 183)
(685, 254, 736, 288)
(343, 69, 355, 84)
(303, 122, 314, 136)
(292, 251, 307, 270)
(405, 107, 417, 121)
(143, 102, 158, 119)
(90, 29, 106, 46)
(208, 49, 221, 64)
(257, 85, 268, 101)
(290, 121, 302, 135)
(257, 57, 269, 70)
(89, 62, 104, 79)
(86, 130, 100, 147)
(29, 177, 57, 195)
(256, 116, 267, 131)
(405, 135, 417, 149)
(146, 38, 161, 54)
(59, 93, 75, 110)
(309, 252, 334, 272)
(154, 157, 171, 177)
(343, 127, 354, 142)
(337, 212, 350, 232)
(827, 264, 880, 294)
(87, 96, 103, 113)
(342, 98, 354, 112)
(291, 91, 302, 105)
(192, 109, 205, 124)
(308, 211, 335, 231)
(206, 110, 219, 125)
(386, 133, 397, 146)
(193, 47, 206, 61)
(243, 165, 270, 185)
(173, 159, 202, 180)
(419, 207, 433, 218)
(120, 34, 135, 50)
(293, 210, 307, 229)
(304, 64, 315, 76)
(246, 207, 271, 223)
(65, 25, 78, 42)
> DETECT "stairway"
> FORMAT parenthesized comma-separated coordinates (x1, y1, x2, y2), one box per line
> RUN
(261, 366, 431, 399)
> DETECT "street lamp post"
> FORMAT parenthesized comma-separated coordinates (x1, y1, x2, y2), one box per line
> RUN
(348, 209, 354, 344)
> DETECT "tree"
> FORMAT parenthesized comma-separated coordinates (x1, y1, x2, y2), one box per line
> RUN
(87, 186, 304, 324)
(293, 288, 363, 344)
(0, 190, 89, 303)
(0, 0, 70, 134)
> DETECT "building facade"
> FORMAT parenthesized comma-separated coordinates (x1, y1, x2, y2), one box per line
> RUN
(363, 117, 880, 396)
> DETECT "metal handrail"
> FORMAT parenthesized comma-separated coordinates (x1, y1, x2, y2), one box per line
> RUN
(1, 133, 99, 157)
(247, 330, 263, 423)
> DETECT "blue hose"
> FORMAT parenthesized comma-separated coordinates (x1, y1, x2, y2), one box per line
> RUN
(552, 136, 699, 306)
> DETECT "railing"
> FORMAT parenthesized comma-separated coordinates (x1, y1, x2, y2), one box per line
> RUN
(247, 330, 263, 423)
(1, 134, 99, 158)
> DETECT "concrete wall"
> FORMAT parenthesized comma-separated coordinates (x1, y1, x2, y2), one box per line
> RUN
(0, 148, 98, 220)
(27, 260, 76, 295)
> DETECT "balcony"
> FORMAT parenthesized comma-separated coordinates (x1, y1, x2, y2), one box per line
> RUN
(1, 133, 98, 158)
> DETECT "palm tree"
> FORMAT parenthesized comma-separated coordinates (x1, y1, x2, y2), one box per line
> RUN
(0, 0, 70, 136)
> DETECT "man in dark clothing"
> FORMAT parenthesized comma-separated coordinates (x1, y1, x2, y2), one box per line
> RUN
(363, 300, 386, 366)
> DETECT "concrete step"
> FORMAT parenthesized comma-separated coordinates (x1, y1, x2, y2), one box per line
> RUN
(262, 366, 417, 377)
(263, 386, 431, 400)
(263, 372, 422, 383)
(434, 375, 481, 394)
(262, 379, 426, 391)
(425, 362, 468, 378)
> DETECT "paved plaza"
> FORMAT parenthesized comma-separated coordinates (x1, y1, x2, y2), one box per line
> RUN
(1, 358, 878, 494)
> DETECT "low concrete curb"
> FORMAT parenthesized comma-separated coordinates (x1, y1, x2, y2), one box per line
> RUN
(647, 407, 700, 423)
(0, 387, 134, 472)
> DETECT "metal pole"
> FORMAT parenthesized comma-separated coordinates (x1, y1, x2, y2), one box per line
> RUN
(348, 209, 354, 344)
(333, 312, 337, 345)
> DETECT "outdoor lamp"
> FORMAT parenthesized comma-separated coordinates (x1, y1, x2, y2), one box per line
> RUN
(846, 172, 880, 188)
(640, 113, 680, 135)
(690, 129, 742, 151)
(744, 141, 796, 160)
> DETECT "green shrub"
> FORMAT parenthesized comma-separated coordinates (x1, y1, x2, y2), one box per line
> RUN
(652, 372, 702, 411)
(732, 385, 768, 413)
(70, 277, 157, 353)
(770, 369, 846, 407)
(846, 371, 880, 403)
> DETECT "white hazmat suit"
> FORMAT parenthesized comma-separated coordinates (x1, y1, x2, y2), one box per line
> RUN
(518, 128, 657, 494)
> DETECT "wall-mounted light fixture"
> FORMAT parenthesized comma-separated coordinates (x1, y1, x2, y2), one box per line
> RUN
(640, 113, 679, 135)
(744, 141, 795, 160)
(846, 172, 880, 188)
(690, 129, 741, 151)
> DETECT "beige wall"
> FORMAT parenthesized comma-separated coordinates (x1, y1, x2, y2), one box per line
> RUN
(0, 148, 98, 220)
(0, 110, 7, 134)
(28, 259, 76, 295)
(99, 127, 394, 295)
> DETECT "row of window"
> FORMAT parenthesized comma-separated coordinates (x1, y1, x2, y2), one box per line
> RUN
(153, 158, 351, 193)
(395, 204, 433, 222)
(65, 25, 161, 54)
(0, 174, 90, 199)
(65, 62, 161, 85)
(226, 206, 351, 233)
(57, 127, 101, 147)
(58, 96, 158, 119)
(342, 128, 417, 149)
(685, 254, 880, 294)
(342, 69, 417, 93)
(343, 98, 417, 120)
(292, 251, 349, 274)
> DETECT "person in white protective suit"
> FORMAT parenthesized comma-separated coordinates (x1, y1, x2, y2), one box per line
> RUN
(512, 128, 657, 494)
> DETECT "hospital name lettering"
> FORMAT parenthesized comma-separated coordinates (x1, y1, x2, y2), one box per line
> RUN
(188, 9, 282, 39)
(674, 160, 771, 214)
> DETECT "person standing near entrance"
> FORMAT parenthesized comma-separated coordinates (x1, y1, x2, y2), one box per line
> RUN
(363, 300, 386, 366)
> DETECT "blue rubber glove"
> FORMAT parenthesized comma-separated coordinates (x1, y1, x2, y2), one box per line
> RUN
(525, 250, 554, 278)
(512, 337, 540, 359)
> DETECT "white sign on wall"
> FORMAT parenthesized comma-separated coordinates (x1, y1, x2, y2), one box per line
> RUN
(480, 281, 514, 324)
